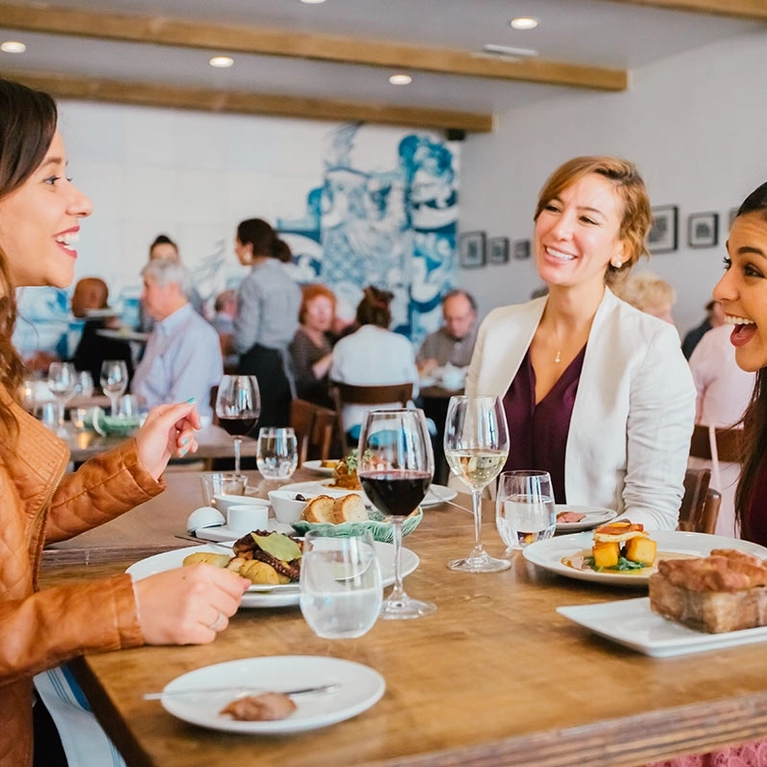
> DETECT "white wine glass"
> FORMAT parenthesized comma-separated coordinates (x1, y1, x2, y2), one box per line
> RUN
(357, 408, 435, 619)
(73, 370, 94, 400)
(215, 375, 260, 476)
(496, 470, 556, 553)
(47, 361, 76, 436)
(299, 530, 383, 639)
(256, 427, 298, 480)
(444, 395, 510, 573)
(100, 360, 128, 416)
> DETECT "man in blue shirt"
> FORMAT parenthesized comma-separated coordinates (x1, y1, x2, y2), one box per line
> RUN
(131, 259, 222, 417)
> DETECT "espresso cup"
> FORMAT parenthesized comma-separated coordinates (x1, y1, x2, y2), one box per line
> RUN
(227, 503, 269, 533)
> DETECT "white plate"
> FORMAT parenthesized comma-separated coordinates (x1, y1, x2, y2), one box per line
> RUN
(557, 597, 767, 657)
(194, 520, 294, 542)
(278, 480, 456, 508)
(160, 655, 385, 733)
(555, 505, 617, 533)
(127, 542, 419, 608)
(523, 530, 767, 587)
(302, 460, 339, 476)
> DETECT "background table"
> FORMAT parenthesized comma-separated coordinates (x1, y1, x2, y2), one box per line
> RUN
(40, 471, 767, 766)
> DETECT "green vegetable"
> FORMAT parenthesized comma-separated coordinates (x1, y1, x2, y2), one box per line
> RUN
(251, 533, 302, 562)
(586, 555, 650, 573)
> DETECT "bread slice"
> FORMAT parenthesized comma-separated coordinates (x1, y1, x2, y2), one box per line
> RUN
(333, 494, 368, 524)
(301, 495, 336, 523)
(648, 550, 767, 633)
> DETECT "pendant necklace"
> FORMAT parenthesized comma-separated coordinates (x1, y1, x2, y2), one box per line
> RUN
(554, 349, 562, 364)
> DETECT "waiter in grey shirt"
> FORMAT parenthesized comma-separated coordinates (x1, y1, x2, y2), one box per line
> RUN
(416, 289, 478, 377)
(233, 218, 301, 428)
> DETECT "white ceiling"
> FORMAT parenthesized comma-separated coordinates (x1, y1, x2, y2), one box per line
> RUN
(0, 0, 765, 118)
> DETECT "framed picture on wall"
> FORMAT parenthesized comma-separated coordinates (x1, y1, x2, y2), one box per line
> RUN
(647, 205, 678, 254)
(688, 212, 719, 249)
(513, 239, 531, 260)
(488, 237, 510, 264)
(459, 231, 486, 268)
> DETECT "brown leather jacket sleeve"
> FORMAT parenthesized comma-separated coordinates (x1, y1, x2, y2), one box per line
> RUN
(45, 439, 164, 544)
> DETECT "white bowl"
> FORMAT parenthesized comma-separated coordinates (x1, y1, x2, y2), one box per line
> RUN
(213, 493, 270, 516)
(227, 503, 270, 533)
(268, 489, 309, 524)
(186, 506, 225, 533)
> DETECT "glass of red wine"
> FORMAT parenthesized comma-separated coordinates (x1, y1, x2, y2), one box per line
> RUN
(214, 375, 260, 476)
(357, 408, 435, 620)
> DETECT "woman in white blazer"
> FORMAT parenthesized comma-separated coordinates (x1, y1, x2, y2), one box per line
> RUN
(466, 156, 695, 530)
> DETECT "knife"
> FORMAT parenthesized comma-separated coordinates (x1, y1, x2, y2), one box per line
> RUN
(144, 682, 340, 700)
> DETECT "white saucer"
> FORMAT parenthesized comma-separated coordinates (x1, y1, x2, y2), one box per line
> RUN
(193, 520, 293, 542)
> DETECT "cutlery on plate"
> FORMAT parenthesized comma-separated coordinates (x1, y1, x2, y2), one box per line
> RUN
(143, 682, 340, 700)
(174, 534, 232, 550)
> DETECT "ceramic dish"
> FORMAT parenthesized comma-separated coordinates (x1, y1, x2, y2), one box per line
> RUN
(194, 520, 294, 542)
(279, 480, 456, 508)
(302, 460, 340, 476)
(159, 655, 385, 733)
(126, 541, 419, 608)
(555, 505, 617, 533)
(557, 597, 767, 657)
(523, 530, 767, 587)
(291, 507, 423, 544)
(87, 408, 141, 437)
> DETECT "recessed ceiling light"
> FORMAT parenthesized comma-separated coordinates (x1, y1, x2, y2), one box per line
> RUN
(209, 56, 234, 68)
(389, 74, 412, 86)
(1, 41, 27, 53)
(510, 17, 538, 30)
(300, 0, 327, 4)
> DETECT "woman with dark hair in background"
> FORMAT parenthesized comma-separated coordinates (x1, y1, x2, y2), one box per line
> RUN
(233, 218, 301, 427)
(289, 283, 336, 408)
(330, 285, 418, 440)
(0, 77, 248, 767)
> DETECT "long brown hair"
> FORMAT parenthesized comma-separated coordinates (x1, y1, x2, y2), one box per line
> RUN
(0, 78, 58, 450)
(730, 181, 767, 526)
(237, 218, 292, 263)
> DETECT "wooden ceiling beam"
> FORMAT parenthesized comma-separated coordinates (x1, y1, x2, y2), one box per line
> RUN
(8, 70, 494, 133)
(0, 2, 627, 91)
(606, 0, 767, 21)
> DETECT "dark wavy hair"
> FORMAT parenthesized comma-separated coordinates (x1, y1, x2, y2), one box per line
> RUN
(237, 218, 291, 263)
(731, 181, 767, 528)
(356, 286, 393, 329)
(0, 78, 58, 453)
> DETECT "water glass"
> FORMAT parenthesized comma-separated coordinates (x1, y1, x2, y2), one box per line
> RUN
(256, 427, 298, 480)
(74, 370, 94, 400)
(496, 470, 556, 552)
(299, 531, 383, 640)
(200, 472, 247, 506)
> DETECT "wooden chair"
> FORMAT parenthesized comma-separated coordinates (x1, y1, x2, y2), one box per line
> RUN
(330, 382, 414, 454)
(289, 399, 337, 466)
(678, 468, 722, 534)
(688, 423, 743, 463)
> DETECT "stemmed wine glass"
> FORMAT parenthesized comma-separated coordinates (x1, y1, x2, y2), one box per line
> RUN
(357, 408, 435, 619)
(47, 361, 76, 436)
(215, 375, 260, 476)
(444, 395, 510, 573)
(100, 360, 129, 416)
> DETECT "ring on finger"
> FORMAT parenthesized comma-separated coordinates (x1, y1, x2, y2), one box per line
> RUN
(207, 612, 225, 631)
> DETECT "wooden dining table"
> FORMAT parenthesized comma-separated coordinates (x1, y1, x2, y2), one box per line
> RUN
(41, 468, 767, 767)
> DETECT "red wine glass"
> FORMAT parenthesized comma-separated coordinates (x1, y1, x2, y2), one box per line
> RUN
(214, 375, 260, 476)
(357, 408, 435, 619)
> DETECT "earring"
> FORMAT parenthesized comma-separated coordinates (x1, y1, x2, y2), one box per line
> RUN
(612, 258, 622, 268)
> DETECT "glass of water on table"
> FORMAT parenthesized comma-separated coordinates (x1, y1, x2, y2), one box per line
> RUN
(496, 470, 556, 553)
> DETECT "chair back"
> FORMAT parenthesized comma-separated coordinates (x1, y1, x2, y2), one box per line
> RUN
(689, 424, 743, 463)
(330, 381, 413, 454)
(289, 399, 337, 465)
(678, 468, 722, 534)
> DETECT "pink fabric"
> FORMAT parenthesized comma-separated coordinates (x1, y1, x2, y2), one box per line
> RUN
(647, 739, 767, 766)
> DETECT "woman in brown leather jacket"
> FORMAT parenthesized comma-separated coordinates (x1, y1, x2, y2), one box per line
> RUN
(0, 79, 250, 766)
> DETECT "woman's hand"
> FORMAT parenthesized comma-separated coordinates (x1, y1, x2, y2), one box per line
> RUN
(133, 565, 251, 645)
(134, 400, 201, 480)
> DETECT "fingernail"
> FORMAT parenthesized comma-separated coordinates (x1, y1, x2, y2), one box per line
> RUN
(182, 437, 189, 445)
(186, 397, 195, 404)
(179, 446, 188, 456)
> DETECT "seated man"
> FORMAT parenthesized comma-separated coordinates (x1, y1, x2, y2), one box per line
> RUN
(416, 289, 478, 377)
(131, 259, 222, 417)
(70, 276, 134, 386)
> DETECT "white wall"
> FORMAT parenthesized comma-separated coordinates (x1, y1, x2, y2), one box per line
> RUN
(458, 30, 767, 336)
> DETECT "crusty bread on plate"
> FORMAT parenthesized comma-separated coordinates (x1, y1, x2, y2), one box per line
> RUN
(302, 495, 335, 523)
(301, 493, 369, 524)
(648, 549, 767, 633)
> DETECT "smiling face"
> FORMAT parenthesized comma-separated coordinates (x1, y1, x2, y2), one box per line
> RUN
(0, 131, 92, 288)
(713, 212, 767, 372)
(534, 173, 625, 292)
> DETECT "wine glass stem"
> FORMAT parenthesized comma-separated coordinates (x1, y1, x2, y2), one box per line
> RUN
(470, 489, 486, 557)
(233, 436, 242, 475)
(109, 394, 118, 416)
(57, 401, 65, 428)
(388, 518, 407, 604)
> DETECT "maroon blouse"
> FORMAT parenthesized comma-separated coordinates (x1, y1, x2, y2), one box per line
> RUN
(502, 345, 586, 503)
(741, 458, 767, 547)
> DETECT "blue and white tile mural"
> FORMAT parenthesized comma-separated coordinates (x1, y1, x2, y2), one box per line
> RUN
(13, 117, 459, 362)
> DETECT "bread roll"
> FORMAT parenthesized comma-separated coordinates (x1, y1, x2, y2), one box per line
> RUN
(302, 495, 336, 523)
(333, 494, 368, 523)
